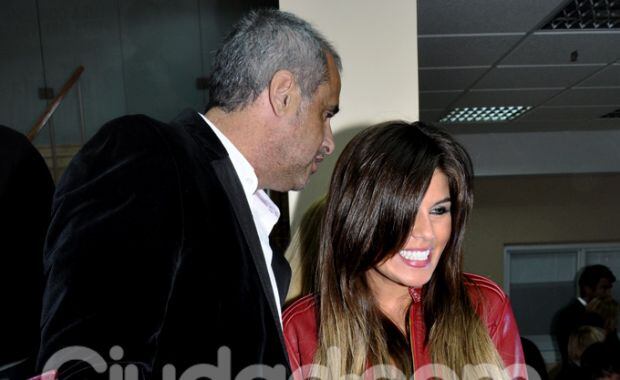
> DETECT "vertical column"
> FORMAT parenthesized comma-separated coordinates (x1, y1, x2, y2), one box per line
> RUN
(279, 0, 420, 228)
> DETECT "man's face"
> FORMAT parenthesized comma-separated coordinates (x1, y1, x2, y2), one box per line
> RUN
(584, 277, 614, 302)
(274, 54, 341, 191)
(594, 277, 613, 298)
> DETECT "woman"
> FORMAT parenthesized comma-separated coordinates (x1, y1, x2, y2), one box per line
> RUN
(556, 326, 606, 380)
(283, 122, 526, 379)
(586, 295, 620, 353)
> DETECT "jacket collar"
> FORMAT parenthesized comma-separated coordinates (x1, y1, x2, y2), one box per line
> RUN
(170, 108, 290, 365)
(170, 108, 228, 160)
(408, 287, 423, 303)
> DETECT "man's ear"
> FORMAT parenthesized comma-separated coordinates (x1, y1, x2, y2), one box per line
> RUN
(269, 70, 300, 116)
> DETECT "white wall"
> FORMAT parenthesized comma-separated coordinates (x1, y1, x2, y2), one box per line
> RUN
(456, 130, 620, 176)
(279, 0, 420, 228)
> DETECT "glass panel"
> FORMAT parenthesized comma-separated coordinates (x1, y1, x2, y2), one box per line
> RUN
(507, 244, 620, 365)
(38, 0, 127, 144)
(120, 0, 203, 121)
(511, 281, 575, 336)
(508, 249, 579, 340)
(510, 250, 578, 284)
(0, 0, 47, 138)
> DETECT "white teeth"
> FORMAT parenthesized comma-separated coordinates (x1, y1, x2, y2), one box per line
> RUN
(399, 249, 430, 261)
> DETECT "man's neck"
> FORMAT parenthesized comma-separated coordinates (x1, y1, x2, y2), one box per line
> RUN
(205, 105, 274, 190)
(206, 107, 260, 160)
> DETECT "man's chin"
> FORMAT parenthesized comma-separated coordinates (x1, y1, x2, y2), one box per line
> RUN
(273, 166, 313, 192)
(289, 177, 310, 192)
(270, 177, 308, 192)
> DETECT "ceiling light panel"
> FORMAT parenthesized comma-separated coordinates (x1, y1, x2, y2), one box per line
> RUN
(542, 0, 620, 29)
(440, 106, 532, 123)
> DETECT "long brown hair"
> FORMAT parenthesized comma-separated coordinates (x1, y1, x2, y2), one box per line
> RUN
(314, 121, 506, 378)
(284, 197, 326, 303)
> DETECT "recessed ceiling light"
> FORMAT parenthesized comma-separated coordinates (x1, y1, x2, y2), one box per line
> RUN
(439, 106, 532, 123)
(542, 0, 620, 29)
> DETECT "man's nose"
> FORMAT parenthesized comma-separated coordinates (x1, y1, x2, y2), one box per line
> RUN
(323, 125, 335, 156)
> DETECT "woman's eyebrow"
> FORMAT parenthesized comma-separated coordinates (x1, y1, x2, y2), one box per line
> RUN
(433, 197, 451, 206)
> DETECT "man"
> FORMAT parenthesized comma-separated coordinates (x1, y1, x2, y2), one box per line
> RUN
(0, 126, 54, 379)
(552, 264, 616, 364)
(36, 9, 341, 379)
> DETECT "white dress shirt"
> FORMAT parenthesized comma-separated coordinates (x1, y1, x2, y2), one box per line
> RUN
(577, 296, 587, 306)
(198, 113, 283, 323)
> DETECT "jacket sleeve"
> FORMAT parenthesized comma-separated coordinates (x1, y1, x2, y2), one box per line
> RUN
(37, 117, 183, 379)
(282, 308, 306, 379)
(490, 296, 528, 380)
(282, 296, 319, 380)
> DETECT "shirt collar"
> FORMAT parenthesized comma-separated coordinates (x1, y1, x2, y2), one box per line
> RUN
(199, 113, 258, 198)
(577, 296, 587, 306)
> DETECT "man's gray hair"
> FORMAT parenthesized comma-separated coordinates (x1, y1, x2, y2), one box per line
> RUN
(208, 9, 342, 112)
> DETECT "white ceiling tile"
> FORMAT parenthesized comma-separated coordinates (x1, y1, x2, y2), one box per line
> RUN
(578, 64, 620, 87)
(420, 109, 446, 122)
(418, 0, 566, 34)
(454, 89, 559, 107)
(474, 66, 601, 89)
(519, 106, 618, 120)
(420, 67, 488, 91)
(501, 32, 620, 65)
(545, 88, 620, 106)
(419, 35, 523, 67)
(419, 91, 462, 109)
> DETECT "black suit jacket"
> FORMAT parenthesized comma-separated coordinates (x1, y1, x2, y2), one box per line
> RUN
(551, 298, 586, 364)
(37, 110, 291, 379)
(0, 126, 54, 379)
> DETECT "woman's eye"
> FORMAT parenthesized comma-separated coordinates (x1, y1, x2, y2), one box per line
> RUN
(431, 206, 450, 215)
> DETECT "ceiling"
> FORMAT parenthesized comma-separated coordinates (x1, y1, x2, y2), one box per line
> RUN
(417, 0, 620, 134)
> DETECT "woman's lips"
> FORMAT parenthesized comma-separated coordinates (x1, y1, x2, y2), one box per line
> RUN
(399, 249, 431, 268)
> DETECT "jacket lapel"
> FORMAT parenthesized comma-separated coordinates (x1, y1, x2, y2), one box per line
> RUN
(210, 159, 283, 325)
(271, 245, 291, 307)
(172, 110, 288, 351)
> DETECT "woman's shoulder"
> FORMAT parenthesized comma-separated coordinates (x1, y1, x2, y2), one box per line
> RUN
(462, 273, 515, 332)
(463, 273, 509, 309)
(283, 294, 318, 331)
(282, 294, 319, 371)
(464, 273, 507, 298)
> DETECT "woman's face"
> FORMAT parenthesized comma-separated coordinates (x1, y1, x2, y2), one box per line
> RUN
(366, 169, 453, 296)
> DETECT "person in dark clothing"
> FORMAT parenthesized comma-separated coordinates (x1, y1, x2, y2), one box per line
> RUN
(521, 337, 549, 380)
(35, 9, 341, 380)
(555, 326, 606, 380)
(581, 341, 620, 380)
(551, 265, 616, 364)
(0, 125, 54, 379)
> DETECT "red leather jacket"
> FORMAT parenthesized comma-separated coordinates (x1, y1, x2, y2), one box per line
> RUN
(283, 273, 527, 379)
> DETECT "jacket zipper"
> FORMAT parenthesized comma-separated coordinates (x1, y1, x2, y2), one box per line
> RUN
(409, 306, 416, 380)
